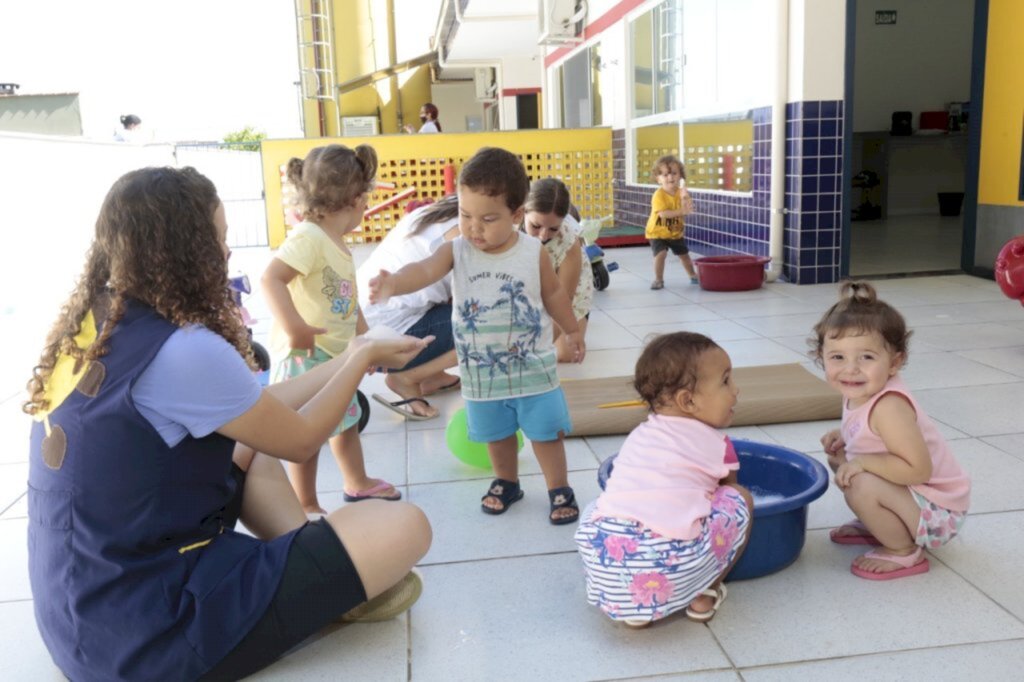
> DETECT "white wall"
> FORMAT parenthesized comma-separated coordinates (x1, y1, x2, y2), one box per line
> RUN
(853, 0, 974, 132)
(793, 0, 846, 103)
(499, 55, 544, 128)
(430, 81, 480, 132)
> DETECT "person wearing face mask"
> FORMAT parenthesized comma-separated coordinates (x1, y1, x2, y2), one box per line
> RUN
(403, 103, 441, 134)
(522, 178, 593, 363)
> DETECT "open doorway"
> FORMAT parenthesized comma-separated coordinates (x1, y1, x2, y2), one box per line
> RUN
(844, 0, 976, 277)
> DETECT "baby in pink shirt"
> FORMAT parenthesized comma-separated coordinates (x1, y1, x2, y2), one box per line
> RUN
(574, 332, 753, 628)
(815, 281, 971, 581)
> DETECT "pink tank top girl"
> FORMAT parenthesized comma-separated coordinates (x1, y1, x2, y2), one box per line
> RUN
(841, 375, 970, 512)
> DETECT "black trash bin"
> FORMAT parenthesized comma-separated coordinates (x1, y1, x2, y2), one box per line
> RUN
(937, 192, 964, 217)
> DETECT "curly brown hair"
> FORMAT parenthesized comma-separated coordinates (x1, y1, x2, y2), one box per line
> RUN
(634, 332, 720, 411)
(810, 280, 912, 365)
(286, 144, 378, 223)
(651, 154, 686, 182)
(24, 166, 253, 415)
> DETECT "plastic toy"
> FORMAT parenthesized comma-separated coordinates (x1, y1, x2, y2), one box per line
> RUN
(445, 407, 524, 469)
(995, 235, 1024, 307)
(598, 439, 828, 581)
(579, 215, 618, 291)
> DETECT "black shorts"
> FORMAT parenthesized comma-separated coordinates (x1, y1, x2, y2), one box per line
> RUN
(649, 237, 689, 256)
(200, 469, 367, 681)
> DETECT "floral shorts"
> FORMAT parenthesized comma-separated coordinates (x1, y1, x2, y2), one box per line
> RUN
(911, 490, 966, 548)
(573, 487, 750, 623)
(273, 348, 361, 436)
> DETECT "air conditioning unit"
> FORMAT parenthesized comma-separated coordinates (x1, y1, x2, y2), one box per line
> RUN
(538, 0, 586, 45)
(474, 67, 497, 101)
(341, 116, 379, 137)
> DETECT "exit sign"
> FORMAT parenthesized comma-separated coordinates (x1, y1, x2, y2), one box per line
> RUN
(875, 10, 897, 24)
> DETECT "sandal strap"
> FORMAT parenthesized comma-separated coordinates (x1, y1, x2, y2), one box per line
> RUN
(484, 478, 520, 500)
(548, 486, 577, 507)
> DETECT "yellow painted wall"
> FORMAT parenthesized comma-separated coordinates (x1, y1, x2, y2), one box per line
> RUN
(296, 0, 436, 137)
(262, 129, 614, 247)
(978, 0, 1024, 206)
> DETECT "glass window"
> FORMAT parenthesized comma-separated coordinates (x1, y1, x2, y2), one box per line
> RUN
(631, 1, 681, 118)
(682, 114, 754, 192)
(560, 44, 603, 128)
(635, 122, 680, 185)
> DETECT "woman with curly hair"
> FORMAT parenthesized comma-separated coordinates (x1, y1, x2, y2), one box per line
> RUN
(24, 166, 432, 681)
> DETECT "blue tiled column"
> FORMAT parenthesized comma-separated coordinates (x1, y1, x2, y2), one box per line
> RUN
(611, 100, 845, 284)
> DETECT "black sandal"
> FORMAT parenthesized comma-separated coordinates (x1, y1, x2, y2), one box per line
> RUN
(481, 478, 524, 515)
(548, 486, 579, 525)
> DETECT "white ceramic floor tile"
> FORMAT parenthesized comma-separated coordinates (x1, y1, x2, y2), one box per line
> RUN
(0, 518, 31, 602)
(898, 352, 1020, 390)
(611, 303, 722, 327)
(715, 339, 809, 367)
(911, 322, 1022, 351)
(309, 431, 409, 495)
(410, 472, 601, 565)
(0, 400, 31, 465)
(731, 312, 826, 339)
(741, 639, 1024, 682)
(406, 427, 600, 486)
(710, 530, 1024, 668)
(1, 492, 26, 520)
(981, 433, 1024, 462)
(916, 382, 1024, 437)
(958, 346, 1024, 379)
(948, 439, 1024, 514)
(935, 511, 1024, 620)
(628, 319, 762, 343)
(411, 553, 733, 681)
(0, 600, 66, 681)
(0, 462, 27, 514)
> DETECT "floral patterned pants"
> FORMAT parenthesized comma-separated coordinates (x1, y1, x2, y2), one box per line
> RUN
(574, 487, 750, 623)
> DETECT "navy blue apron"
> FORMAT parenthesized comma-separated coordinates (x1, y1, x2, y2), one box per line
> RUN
(28, 303, 298, 681)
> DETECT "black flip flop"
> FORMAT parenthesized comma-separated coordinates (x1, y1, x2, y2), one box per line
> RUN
(371, 393, 438, 421)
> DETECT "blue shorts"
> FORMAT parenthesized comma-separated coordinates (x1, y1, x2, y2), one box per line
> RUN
(396, 303, 454, 372)
(465, 388, 572, 443)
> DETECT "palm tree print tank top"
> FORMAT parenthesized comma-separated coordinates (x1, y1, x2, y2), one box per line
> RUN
(452, 234, 559, 400)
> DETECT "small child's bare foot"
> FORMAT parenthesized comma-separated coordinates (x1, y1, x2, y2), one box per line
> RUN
(302, 503, 328, 516)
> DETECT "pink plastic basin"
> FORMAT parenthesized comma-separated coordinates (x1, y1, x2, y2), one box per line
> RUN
(695, 255, 771, 292)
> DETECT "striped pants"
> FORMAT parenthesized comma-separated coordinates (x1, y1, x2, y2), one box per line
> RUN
(574, 487, 750, 623)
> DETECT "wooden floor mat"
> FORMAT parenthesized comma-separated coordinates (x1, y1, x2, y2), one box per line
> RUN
(562, 363, 841, 437)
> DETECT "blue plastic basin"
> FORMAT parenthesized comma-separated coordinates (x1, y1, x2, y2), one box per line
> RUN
(596, 439, 829, 581)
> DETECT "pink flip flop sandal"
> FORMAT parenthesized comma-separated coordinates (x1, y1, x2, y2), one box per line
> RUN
(850, 547, 929, 581)
(343, 479, 402, 502)
(829, 518, 882, 546)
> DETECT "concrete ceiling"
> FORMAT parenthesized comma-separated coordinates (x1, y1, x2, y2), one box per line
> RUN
(435, 0, 540, 78)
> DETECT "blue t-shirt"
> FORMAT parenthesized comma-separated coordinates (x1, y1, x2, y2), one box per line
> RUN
(133, 326, 262, 447)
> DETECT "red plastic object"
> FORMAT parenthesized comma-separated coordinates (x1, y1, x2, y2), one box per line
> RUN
(443, 164, 455, 195)
(695, 255, 771, 292)
(919, 111, 949, 130)
(995, 236, 1024, 307)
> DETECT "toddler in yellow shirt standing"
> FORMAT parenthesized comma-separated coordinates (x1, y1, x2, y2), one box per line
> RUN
(645, 154, 697, 289)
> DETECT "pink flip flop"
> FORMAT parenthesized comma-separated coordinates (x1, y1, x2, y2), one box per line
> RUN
(850, 547, 929, 581)
(829, 519, 882, 546)
(343, 479, 402, 503)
